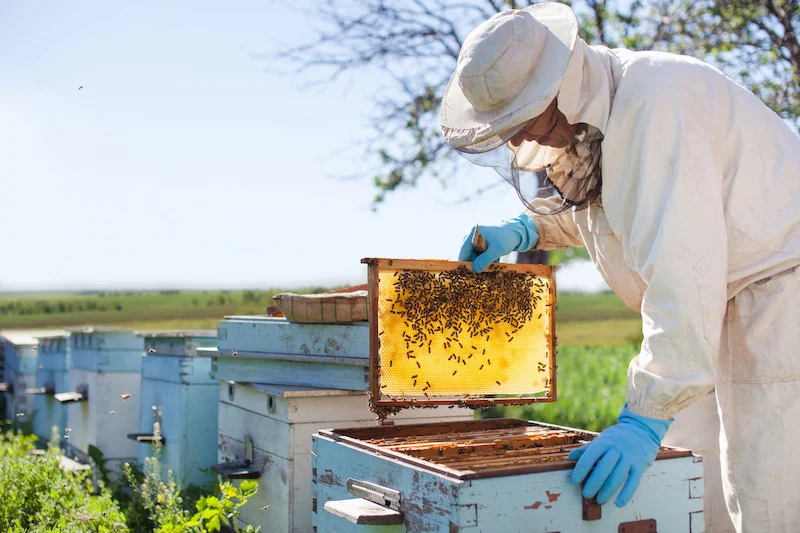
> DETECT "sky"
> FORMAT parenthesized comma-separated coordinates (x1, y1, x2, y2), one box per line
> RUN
(0, 1, 607, 293)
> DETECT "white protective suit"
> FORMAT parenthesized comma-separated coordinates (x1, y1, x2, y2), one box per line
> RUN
(528, 40, 800, 533)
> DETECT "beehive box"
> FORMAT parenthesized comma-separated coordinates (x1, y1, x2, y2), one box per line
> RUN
(32, 333, 71, 445)
(0, 330, 67, 425)
(312, 419, 704, 532)
(133, 330, 219, 487)
(216, 382, 474, 533)
(212, 317, 369, 390)
(60, 327, 143, 473)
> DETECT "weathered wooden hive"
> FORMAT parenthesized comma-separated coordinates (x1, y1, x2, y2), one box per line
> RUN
(311, 259, 704, 532)
(211, 313, 474, 532)
(58, 327, 143, 473)
(131, 330, 218, 487)
(0, 329, 66, 426)
(31, 332, 71, 445)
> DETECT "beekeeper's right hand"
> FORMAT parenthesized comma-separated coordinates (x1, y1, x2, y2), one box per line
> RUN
(458, 214, 539, 273)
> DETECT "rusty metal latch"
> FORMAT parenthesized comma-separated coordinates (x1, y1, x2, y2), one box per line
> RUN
(619, 518, 657, 533)
(346, 478, 401, 511)
(582, 496, 602, 521)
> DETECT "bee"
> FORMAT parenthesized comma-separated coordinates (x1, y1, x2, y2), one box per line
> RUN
(122, 394, 131, 400)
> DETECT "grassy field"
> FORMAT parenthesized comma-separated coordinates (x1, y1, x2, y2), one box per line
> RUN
(484, 345, 635, 431)
(0, 290, 641, 345)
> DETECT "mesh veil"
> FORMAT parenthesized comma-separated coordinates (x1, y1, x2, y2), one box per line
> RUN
(457, 127, 604, 216)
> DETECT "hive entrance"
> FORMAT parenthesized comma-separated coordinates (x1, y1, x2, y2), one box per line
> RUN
(362, 259, 556, 414)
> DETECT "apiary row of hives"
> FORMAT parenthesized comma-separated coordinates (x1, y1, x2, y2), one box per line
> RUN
(0, 328, 219, 486)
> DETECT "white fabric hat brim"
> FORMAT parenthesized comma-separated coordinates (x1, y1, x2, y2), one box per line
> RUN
(440, 3, 578, 149)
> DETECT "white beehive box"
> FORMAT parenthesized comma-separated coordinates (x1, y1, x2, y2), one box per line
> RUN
(216, 381, 474, 533)
(0, 329, 67, 426)
(60, 327, 143, 474)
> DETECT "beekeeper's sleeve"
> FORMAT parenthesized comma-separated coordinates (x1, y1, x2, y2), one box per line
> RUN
(602, 82, 726, 420)
(525, 197, 584, 250)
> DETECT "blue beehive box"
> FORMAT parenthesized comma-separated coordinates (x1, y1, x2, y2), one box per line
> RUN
(212, 317, 369, 390)
(0, 330, 67, 427)
(31, 333, 71, 445)
(132, 330, 219, 487)
(59, 327, 144, 473)
(312, 419, 704, 532)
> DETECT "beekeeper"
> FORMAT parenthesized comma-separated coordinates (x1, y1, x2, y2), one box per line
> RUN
(441, 3, 800, 532)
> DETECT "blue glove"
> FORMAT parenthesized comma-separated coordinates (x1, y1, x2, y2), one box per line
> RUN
(568, 404, 672, 507)
(458, 214, 539, 273)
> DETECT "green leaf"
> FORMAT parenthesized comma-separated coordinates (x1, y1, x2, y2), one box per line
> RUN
(240, 479, 258, 495)
(207, 515, 222, 532)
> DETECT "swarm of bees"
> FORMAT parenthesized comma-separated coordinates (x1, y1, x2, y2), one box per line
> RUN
(380, 265, 550, 394)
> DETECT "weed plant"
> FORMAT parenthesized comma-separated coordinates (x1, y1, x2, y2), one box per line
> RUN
(0, 427, 127, 532)
(124, 422, 260, 533)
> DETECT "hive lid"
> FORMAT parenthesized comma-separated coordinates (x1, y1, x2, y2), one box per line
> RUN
(362, 258, 557, 416)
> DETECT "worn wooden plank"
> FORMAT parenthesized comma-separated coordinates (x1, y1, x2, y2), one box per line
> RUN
(217, 317, 369, 357)
(458, 456, 704, 533)
(141, 353, 216, 385)
(218, 436, 291, 532)
(217, 401, 292, 461)
(313, 433, 461, 533)
(210, 357, 368, 391)
(324, 499, 403, 525)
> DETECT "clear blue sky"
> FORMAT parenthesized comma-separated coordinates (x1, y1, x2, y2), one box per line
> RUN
(0, 0, 605, 292)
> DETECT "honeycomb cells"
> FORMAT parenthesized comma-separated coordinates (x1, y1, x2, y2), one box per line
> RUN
(376, 265, 554, 400)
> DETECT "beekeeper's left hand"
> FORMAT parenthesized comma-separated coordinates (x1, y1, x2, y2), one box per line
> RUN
(457, 214, 539, 273)
(568, 404, 672, 507)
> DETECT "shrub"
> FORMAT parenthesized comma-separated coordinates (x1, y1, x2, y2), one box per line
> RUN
(124, 423, 261, 533)
(0, 429, 127, 532)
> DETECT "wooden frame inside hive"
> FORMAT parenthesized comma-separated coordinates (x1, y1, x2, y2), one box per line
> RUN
(362, 258, 557, 413)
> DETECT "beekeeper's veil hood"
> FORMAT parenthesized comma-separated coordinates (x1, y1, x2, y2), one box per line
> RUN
(440, 2, 613, 214)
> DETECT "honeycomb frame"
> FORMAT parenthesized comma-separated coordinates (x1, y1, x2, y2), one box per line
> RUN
(362, 258, 557, 412)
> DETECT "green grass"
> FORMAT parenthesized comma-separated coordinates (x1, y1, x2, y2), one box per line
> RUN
(555, 292, 640, 322)
(483, 345, 636, 431)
